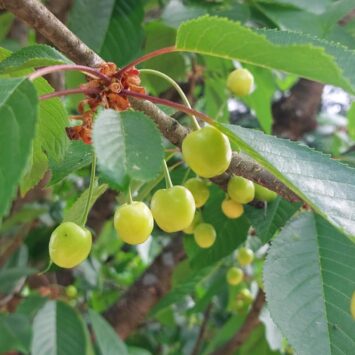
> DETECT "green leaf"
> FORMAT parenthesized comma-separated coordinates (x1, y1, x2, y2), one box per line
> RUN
(48, 140, 93, 186)
(20, 139, 48, 195)
(245, 197, 301, 244)
(202, 55, 230, 123)
(69, 0, 144, 66)
(264, 212, 355, 354)
(16, 77, 69, 194)
(63, 182, 108, 225)
(242, 66, 276, 133)
(176, 16, 355, 94)
(16, 295, 47, 319)
(0, 44, 70, 74)
(0, 313, 32, 354)
(93, 110, 164, 190)
(0, 267, 36, 294)
(215, 122, 355, 241)
(32, 300, 89, 355)
(185, 186, 250, 269)
(68, 0, 115, 54)
(89, 309, 128, 355)
(0, 77, 38, 219)
(34, 78, 69, 162)
(141, 21, 185, 95)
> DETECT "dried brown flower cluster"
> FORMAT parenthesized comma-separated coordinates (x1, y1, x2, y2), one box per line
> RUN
(66, 62, 145, 144)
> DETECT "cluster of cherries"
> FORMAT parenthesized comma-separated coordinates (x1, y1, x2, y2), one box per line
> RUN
(48, 67, 276, 269)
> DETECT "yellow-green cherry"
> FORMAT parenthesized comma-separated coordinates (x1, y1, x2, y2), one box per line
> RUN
(227, 68, 254, 96)
(194, 223, 216, 248)
(226, 267, 244, 286)
(184, 177, 210, 208)
(49, 222, 92, 268)
(182, 125, 232, 178)
(236, 247, 254, 266)
(151, 186, 195, 233)
(221, 198, 244, 219)
(227, 176, 255, 204)
(114, 202, 154, 245)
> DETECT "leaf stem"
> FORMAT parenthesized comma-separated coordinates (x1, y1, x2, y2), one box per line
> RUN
(117, 46, 177, 76)
(29, 64, 111, 83)
(122, 89, 213, 125)
(39, 87, 100, 101)
(81, 153, 97, 227)
(140, 68, 200, 130)
(162, 160, 174, 189)
(128, 184, 133, 204)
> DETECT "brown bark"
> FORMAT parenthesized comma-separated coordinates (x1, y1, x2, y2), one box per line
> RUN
(103, 236, 186, 339)
(210, 290, 265, 355)
(272, 79, 324, 140)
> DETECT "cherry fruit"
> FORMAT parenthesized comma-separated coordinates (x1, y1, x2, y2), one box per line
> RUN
(151, 186, 195, 232)
(194, 223, 216, 248)
(227, 68, 254, 96)
(226, 267, 244, 286)
(227, 176, 255, 204)
(114, 202, 154, 245)
(221, 198, 244, 219)
(236, 247, 254, 266)
(49, 222, 92, 268)
(182, 126, 232, 178)
(184, 177, 210, 208)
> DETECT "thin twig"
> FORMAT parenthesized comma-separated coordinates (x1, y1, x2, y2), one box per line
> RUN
(29, 64, 110, 82)
(118, 46, 176, 75)
(39, 87, 99, 101)
(190, 303, 213, 355)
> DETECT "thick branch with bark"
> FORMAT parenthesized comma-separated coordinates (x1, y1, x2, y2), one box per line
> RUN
(272, 79, 324, 140)
(211, 290, 266, 355)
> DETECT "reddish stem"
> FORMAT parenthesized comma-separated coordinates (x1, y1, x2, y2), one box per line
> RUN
(117, 46, 177, 76)
(121, 89, 213, 125)
(29, 64, 111, 83)
(40, 87, 100, 101)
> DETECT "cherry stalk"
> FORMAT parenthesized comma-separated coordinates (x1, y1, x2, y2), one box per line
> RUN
(29, 64, 111, 83)
(40, 87, 100, 101)
(117, 46, 177, 76)
(121, 89, 213, 125)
